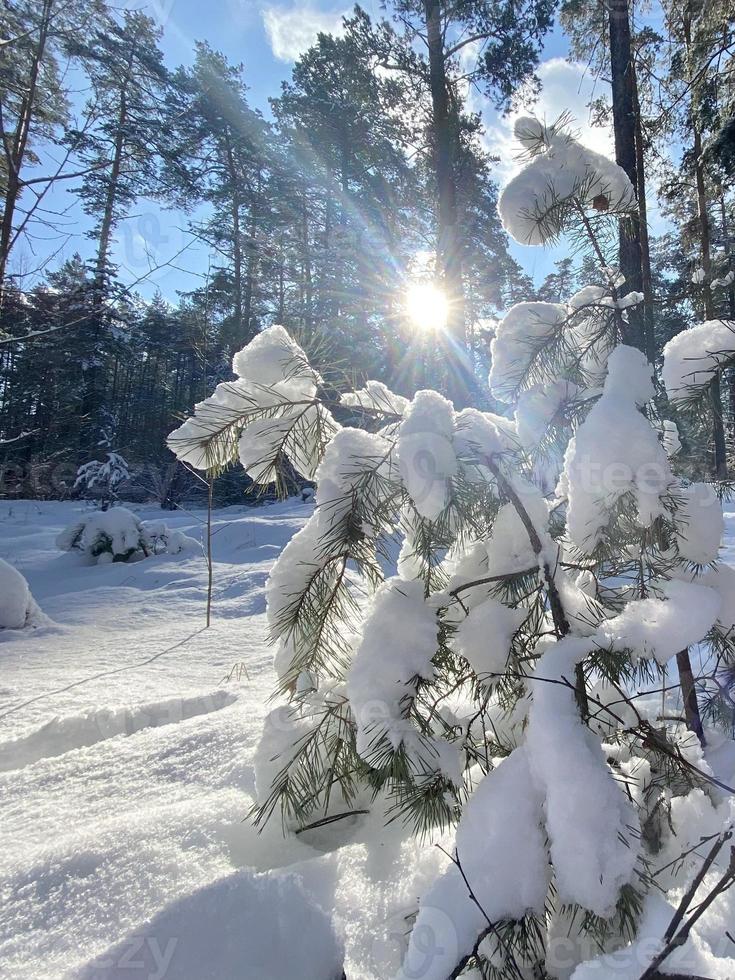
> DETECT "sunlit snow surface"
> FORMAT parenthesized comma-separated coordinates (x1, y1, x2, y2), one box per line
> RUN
(0, 499, 445, 980)
(1, 499, 734, 979)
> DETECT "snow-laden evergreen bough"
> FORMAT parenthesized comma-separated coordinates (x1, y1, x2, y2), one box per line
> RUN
(169, 119, 735, 978)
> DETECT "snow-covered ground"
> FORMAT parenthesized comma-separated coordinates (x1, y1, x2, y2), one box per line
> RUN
(2, 499, 735, 980)
(0, 499, 446, 980)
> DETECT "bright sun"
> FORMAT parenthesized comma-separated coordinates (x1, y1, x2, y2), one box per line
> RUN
(406, 282, 448, 332)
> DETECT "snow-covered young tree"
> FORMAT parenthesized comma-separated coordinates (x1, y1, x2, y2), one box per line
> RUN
(168, 118, 735, 978)
(74, 451, 130, 509)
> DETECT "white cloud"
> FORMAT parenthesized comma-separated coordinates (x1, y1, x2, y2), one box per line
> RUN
(483, 59, 613, 184)
(262, 4, 347, 62)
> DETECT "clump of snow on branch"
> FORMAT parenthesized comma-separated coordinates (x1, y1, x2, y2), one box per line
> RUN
(168, 325, 338, 478)
(560, 346, 674, 552)
(266, 426, 391, 685)
(397, 390, 456, 519)
(662, 419, 681, 457)
(598, 579, 721, 666)
(489, 300, 567, 401)
(498, 116, 636, 245)
(485, 479, 551, 575)
(674, 482, 724, 564)
(399, 748, 548, 980)
(341, 379, 408, 418)
(451, 595, 526, 683)
(527, 636, 640, 915)
(515, 380, 576, 448)
(702, 563, 735, 631)
(662, 319, 735, 402)
(348, 577, 461, 784)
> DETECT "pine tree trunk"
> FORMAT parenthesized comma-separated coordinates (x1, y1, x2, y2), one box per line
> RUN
(79, 30, 141, 463)
(242, 169, 261, 344)
(223, 129, 244, 346)
(0, 0, 53, 299)
(631, 66, 656, 364)
(608, 0, 645, 353)
(423, 0, 470, 407)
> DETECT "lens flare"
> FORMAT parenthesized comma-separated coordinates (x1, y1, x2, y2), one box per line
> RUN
(406, 282, 448, 332)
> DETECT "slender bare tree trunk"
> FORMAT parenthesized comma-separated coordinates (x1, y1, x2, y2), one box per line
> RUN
(608, 0, 645, 353)
(631, 64, 656, 363)
(223, 130, 244, 345)
(423, 0, 470, 407)
(0, 0, 53, 298)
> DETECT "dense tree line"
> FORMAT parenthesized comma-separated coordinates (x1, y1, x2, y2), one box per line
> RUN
(1, 0, 734, 499)
(0, 1, 552, 496)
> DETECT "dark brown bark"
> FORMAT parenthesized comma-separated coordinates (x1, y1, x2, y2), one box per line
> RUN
(223, 129, 244, 344)
(631, 62, 656, 363)
(0, 0, 53, 298)
(608, 0, 645, 353)
(242, 169, 261, 344)
(423, 0, 470, 407)
(675, 648, 706, 746)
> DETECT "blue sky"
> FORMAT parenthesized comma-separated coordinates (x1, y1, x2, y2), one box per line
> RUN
(16, 1, 616, 303)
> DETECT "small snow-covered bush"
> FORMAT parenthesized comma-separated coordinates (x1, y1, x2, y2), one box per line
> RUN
(57, 507, 148, 563)
(57, 508, 200, 564)
(0, 558, 43, 629)
(169, 117, 735, 979)
(142, 521, 199, 555)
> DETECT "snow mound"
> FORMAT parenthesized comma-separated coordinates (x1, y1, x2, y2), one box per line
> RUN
(0, 690, 237, 772)
(142, 521, 200, 555)
(75, 869, 344, 980)
(0, 557, 45, 630)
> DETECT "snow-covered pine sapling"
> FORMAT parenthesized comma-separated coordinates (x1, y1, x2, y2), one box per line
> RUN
(56, 509, 196, 564)
(74, 452, 130, 509)
(57, 507, 150, 563)
(168, 121, 735, 978)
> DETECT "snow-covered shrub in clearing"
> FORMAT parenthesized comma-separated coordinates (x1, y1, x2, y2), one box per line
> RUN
(74, 452, 130, 507)
(142, 521, 199, 556)
(170, 118, 735, 979)
(0, 558, 45, 629)
(57, 508, 197, 564)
